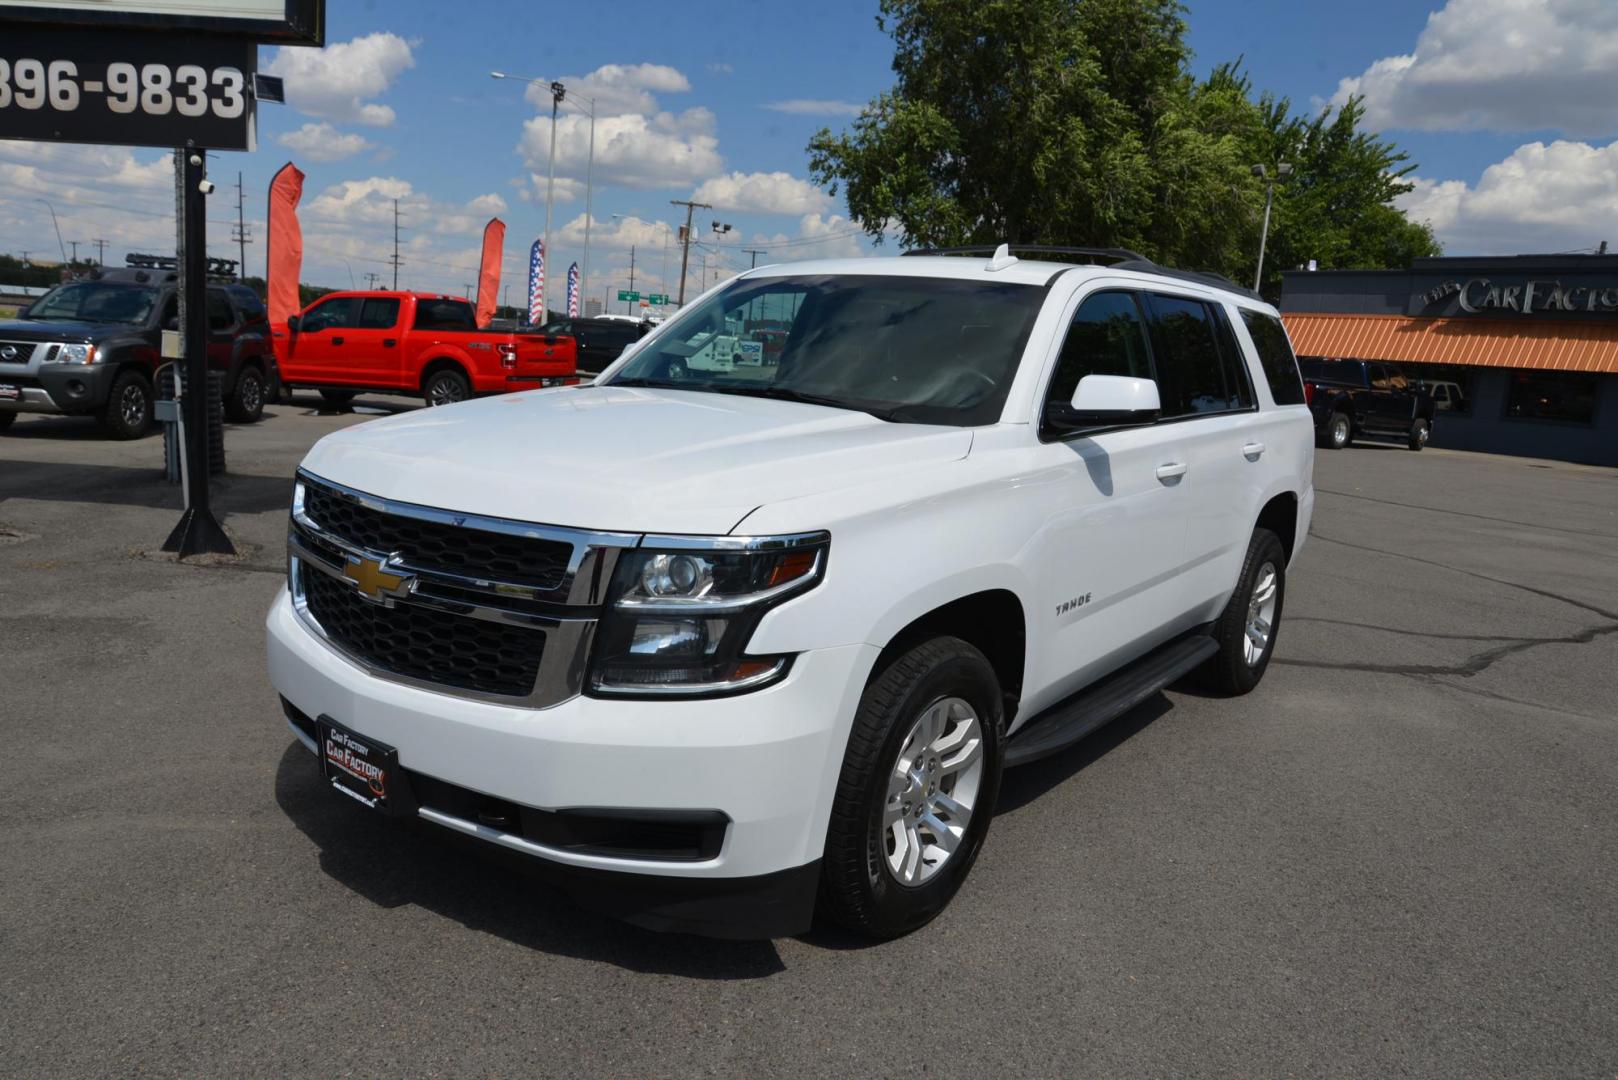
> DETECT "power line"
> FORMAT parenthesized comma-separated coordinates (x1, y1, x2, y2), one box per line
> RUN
(743, 247, 767, 268)
(231, 171, 252, 282)
(388, 198, 405, 289)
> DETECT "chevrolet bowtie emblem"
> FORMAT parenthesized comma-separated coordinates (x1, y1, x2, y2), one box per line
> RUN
(344, 554, 411, 603)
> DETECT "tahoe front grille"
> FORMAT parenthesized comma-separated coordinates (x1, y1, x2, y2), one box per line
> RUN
(299, 562, 545, 697)
(302, 479, 573, 590)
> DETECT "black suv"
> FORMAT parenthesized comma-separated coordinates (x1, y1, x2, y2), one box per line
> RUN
(1299, 357, 1436, 451)
(536, 317, 646, 374)
(0, 269, 277, 439)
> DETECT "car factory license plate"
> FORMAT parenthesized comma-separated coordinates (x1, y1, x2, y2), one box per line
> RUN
(316, 716, 401, 812)
(0, 385, 20, 401)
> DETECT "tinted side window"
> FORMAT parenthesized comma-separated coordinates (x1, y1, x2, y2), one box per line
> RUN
(301, 298, 353, 332)
(414, 299, 476, 331)
(1148, 294, 1235, 417)
(1239, 310, 1306, 405)
(206, 290, 234, 331)
(1386, 365, 1409, 391)
(1044, 291, 1152, 411)
(228, 286, 266, 321)
(1210, 305, 1255, 409)
(357, 298, 401, 329)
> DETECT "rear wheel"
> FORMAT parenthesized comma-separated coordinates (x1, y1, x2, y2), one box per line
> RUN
(1408, 417, 1430, 451)
(820, 636, 1004, 938)
(1318, 411, 1351, 450)
(225, 364, 265, 423)
(318, 388, 355, 410)
(1199, 528, 1286, 695)
(98, 370, 154, 439)
(423, 367, 471, 407)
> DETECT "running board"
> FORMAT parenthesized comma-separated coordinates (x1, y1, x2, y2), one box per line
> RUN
(1004, 634, 1219, 767)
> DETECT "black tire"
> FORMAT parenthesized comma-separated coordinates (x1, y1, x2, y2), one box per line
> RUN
(423, 367, 471, 407)
(1408, 417, 1430, 451)
(318, 388, 355, 410)
(0, 411, 14, 432)
(1317, 410, 1352, 450)
(97, 369, 154, 439)
(1199, 528, 1287, 695)
(225, 364, 266, 423)
(820, 636, 1005, 938)
(264, 368, 285, 406)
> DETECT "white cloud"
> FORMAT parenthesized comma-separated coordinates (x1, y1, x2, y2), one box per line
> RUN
(525, 63, 691, 118)
(264, 32, 415, 128)
(1329, 0, 1618, 136)
(519, 107, 721, 190)
(750, 214, 868, 262)
(1397, 138, 1618, 253)
(763, 99, 864, 117)
(275, 122, 377, 163)
(706, 62, 734, 75)
(691, 171, 831, 215)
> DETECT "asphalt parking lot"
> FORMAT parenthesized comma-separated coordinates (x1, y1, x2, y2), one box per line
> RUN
(2, 400, 1615, 1078)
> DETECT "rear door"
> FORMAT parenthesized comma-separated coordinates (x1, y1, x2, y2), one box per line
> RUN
(1142, 291, 1263, 616)
(205, 288, 238, 375)
(343, 296, 405, 387)
(284, 296, 356, 383)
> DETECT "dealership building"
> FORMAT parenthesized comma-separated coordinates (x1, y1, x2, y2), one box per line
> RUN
(1280, 255, 1618, 466)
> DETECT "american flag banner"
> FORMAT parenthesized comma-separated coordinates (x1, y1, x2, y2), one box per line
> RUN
(527, 239, 545, 324)
(566, 262, 580, 318)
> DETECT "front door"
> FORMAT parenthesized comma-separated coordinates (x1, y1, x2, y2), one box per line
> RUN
(1025, 288, 1191, 711)
(343, 296, 405, 388)
(284, 297, 357, 384)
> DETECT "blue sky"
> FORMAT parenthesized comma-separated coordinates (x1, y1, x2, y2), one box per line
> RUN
(4, 0, 1616, 303)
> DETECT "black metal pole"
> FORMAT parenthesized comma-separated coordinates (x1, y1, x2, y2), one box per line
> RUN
(163, 149, 235, 558)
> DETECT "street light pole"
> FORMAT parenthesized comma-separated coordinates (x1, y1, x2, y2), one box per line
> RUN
(37, 198, 66, 265)
(1252, 162, 1292, 293)
(542, 80, 564, 321)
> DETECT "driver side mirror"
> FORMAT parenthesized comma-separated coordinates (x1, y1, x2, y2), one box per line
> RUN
(1058, 374, 1161, 428)
(286, 314, 301, 334)
(14, 305, 29, 318)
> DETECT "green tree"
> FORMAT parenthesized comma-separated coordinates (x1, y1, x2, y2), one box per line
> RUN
(809, 0, 1438, 297)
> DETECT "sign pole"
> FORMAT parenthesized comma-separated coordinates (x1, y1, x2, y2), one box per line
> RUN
(162, 148, 234, 557)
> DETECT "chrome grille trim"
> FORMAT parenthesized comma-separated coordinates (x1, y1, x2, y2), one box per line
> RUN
(288, 471, 641, 708)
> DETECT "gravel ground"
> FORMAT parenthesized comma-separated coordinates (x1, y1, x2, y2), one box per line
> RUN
(2, 398, 1615, 1078)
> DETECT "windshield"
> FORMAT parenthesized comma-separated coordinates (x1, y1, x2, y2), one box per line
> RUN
(24, 282, 159, 325)
(1298, 358, 1363, 386)
(603, 274, 1045, 425)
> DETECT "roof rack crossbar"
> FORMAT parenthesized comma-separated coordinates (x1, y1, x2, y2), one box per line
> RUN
(903, 244, 1147, 265)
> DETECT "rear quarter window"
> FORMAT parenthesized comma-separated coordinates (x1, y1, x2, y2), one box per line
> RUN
(414, 299, 477, 331)
(1239, 310, 1306, 405)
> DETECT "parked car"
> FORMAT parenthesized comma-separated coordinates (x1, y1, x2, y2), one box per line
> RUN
(274, 292, 576, 408)
(1299, 357, 1435, 450)
(0, 269, 276, 438)
(536, 317, 645, 374)
(267, 246, 1315, 939)
(1422, 379, 1466, 412)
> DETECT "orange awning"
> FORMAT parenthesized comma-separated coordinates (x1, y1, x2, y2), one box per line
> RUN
(1282, 313, 1618, 374)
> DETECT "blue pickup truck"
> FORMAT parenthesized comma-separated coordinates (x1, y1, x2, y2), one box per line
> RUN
(1299, 358, 1436, 452)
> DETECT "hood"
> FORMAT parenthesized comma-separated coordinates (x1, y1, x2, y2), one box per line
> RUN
(0, 319, 110, 343)
(299, 385, 974, 535)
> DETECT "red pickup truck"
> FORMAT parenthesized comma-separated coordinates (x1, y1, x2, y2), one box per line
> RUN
(272, 291, 576, 407)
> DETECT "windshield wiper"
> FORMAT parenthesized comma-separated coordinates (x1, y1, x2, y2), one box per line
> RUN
(607, 376, 689, 390)
(699, 383, 902, 421)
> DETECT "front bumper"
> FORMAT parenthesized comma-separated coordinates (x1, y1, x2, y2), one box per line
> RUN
(266, 587, 875, 937)
(0, 362, 119, 414)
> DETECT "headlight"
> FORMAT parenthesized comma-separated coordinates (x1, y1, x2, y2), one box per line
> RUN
(589, 533, 829, 696)
(58, 344, 96, 364)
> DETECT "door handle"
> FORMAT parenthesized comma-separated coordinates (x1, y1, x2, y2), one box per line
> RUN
(382, 338, 397, 347)
(331, 336, 344, 345)
(1155, 461, 1188, 481)
(1242, 441, 1266, 459)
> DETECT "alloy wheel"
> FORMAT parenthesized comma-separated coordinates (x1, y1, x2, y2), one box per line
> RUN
(1244, 561, 1279, 666)
(881, 696, 985, 887)
(427, 377, 466, 406)
(121, 383, 147, 427)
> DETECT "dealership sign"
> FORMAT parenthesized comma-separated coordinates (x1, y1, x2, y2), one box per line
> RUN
(1414, 278, 1618, 318)
(0, 0, 322, 42)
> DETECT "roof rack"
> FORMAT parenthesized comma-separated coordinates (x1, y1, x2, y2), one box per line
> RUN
(905, 244, 1146, 265)
(903, 243, 1262, 300)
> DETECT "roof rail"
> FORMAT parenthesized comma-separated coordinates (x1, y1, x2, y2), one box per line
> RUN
(1110, 260, 1262, 301)
(903, 244, 1146, 265)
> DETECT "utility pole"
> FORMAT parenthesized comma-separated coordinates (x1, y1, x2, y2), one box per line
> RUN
(463, 283, 474, 298)
(389, 199, 405, 289)
(92, 238, 108, 267)
(626, 245, 636, 312)
(541, 80, 565, 319)
(67, 240, 81, 265)
(363, 272, 381, 289)
(231, 171, 252, 281)
(743, 247, 766, 268)
(669, 199, 710, 306)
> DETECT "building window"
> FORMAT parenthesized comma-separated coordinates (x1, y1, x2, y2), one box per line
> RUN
(1404, 363, 1476, 415)
(1504, 371, 1599, 424)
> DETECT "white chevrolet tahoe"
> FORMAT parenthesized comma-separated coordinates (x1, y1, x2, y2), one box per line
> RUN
(266, 245, 1315, 939)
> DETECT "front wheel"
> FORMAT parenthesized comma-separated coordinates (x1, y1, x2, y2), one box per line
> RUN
(1408, 417, 1430, 451)
(1199, 528, 1287, 695)
(97, 370, 154, 439)
(820, 636, 1004, 938)
(225, 365, 265, 423)
(423, 368, 471, 407)
(318, 388, 355, 410)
